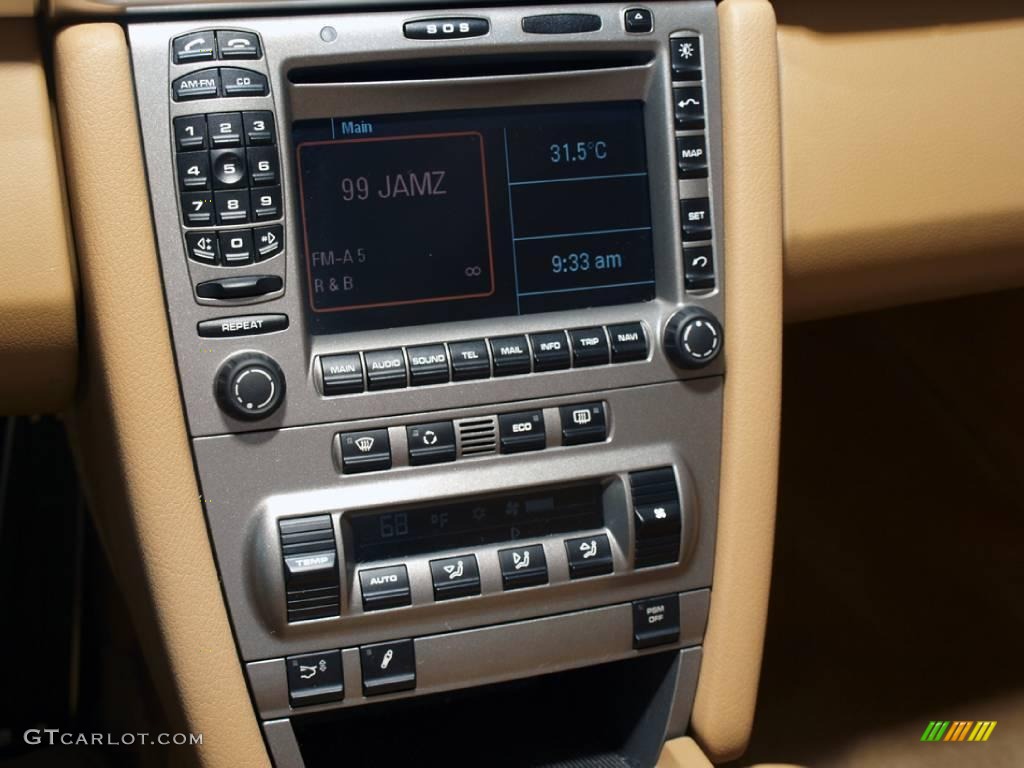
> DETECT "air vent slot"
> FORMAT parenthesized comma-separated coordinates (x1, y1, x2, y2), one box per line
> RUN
(456, 416, 498, 457)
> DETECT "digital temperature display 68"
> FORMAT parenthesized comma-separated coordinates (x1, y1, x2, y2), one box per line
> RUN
(293, 102, 656, 334)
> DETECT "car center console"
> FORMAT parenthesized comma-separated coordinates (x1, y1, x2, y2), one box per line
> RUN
(129, 3, 724, 765)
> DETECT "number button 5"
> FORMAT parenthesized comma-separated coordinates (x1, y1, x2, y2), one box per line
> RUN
(211, 149, 248, 189)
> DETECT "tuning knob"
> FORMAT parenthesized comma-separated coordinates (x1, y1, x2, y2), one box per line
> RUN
(215, 352, 286, 420)
(664, 308, 723, 369)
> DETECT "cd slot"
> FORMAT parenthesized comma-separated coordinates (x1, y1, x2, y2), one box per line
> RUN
(288, 51, 654, 84)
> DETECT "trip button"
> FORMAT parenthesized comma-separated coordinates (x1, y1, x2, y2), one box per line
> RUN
(489, 335, 531, 376)
(216, 30, 261, 60)
(530, 331, 570, 372)
(429, 554, 481, 600)
(681, 198, 712, 241)
(676, 135, 708, 179)
(358, 565, 410, 611)
(498, 544, 547, 590)
(673, 86, 705, 130)
(221, 67, 269, 97)
(498, 410, 545, 454)
(569, 327, 610, 367)
(172, 31, 216, 65)
(320, 354, 364, 395)
(560, 402, 607, 446)
(407, 421, 456, 466)
(671, 36, 702, 81)
(449, 339, 490, 380)
(565, 533, 613, 579)
(608, 323, 648, 362)
(364, 349, 407, 390)
(360, 639, 416, 696)
(340, 428, 391, 474)
(406, 344, 450, 386)
(286, 649, 344, 707)
(172, 68, 220, 101)
(633, 594, 680, 649)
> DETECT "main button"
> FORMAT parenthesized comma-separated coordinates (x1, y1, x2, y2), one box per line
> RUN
(407, 421, 456, 466)
(172, 31, 216, 64)
(197, 314, 287, 338)
(358, 564, 410, 611)
(286, 649, 343, 706)
(498, 544, 548, 589)
(489, 335, 531, 376)
(671, 36, 703, 81)
(498, 410, 545, 454)
(364, 349, 407, 390)
(360, 639, 416, 696)
(565, 533, 613, 579)
(172, 68, 220, 101)
(633, 594, 681, 649)
(449, 339, 490, 380)
(429, 554, 481, 600)
(560, 402, 607, 446)
(320, 354, 364, 395)
(608, 322, 648, 362)
(569, 327, 610, 367)
(404, 18, 489, 40)
(530, 331, 570, 371)
(340, 428, 391, 474)
(407, 344, 450, 386)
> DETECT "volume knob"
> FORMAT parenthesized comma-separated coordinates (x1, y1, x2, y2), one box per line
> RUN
(664, 308, 723, 369)
(215, 352, 286, 421)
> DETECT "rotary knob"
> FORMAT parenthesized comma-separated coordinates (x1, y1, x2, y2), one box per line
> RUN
(664, 308, 723, 369)
(215, 353, 286, 421)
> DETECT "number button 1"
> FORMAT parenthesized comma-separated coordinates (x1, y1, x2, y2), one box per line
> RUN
(173, 115, 208, 151)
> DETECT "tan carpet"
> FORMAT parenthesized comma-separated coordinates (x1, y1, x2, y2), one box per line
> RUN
(729, 289, 1024, 768)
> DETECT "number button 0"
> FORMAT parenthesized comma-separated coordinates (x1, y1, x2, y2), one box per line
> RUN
(211, 149, 247, 189)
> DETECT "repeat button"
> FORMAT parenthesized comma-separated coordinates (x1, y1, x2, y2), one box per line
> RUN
(197, 313, 287, 338)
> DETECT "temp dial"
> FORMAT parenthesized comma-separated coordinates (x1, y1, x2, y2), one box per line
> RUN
(664, 308, 723, 369)
(215, 353, 286, 421)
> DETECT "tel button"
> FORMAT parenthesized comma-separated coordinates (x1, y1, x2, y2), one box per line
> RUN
(633, 594, 681, 649)
(358, 564, 410, 611)
(449, 339, 490, 381)
(286, 649, 344, 707)
(498, 410, 545, 454)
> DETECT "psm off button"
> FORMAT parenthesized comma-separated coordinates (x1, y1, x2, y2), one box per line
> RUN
(633, 594, 680, 649)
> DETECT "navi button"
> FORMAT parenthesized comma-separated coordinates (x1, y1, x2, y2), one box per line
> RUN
(339, 428, 391, 474)
(608, 323, 648, 362)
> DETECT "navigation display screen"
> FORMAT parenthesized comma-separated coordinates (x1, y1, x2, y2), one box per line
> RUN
(293, 102, 656, 334)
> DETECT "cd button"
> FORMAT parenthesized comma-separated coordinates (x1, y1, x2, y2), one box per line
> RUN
(358, 564, 410, 611)
(340, 428, 392, 474)
(489, 335, 531, 376)
(565, 533, 613, 579)
(498, 410, 545, 454)
(364, 349, 407, 390)
(407, 421, 456, 466)
(569, 327, 610, 367)
(449, 339, 490, 380)
(320, 354, 364, 395)
(498, 544, 547, 590)
(608, 322, 648, 363)
(407, 344, 450, 386)
(560, 402, 607, 446)
(220, 67, 268, 97)
(429, 554, 480, 600)
(529, 331, 570, 372)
